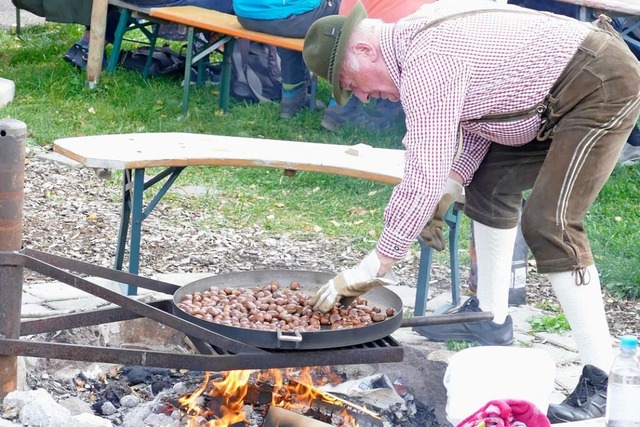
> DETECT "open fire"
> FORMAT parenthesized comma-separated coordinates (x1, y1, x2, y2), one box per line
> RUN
(178, 367, 382, 426)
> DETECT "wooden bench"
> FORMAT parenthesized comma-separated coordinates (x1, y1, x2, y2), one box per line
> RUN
(88, 1, 315, 116)
(52, 134, 462, 312)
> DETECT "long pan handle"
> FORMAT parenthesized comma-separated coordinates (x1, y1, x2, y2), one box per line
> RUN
(400, 311, 494, 328)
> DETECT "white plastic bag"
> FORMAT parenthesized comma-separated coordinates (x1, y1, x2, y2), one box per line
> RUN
(444, 346, 556, 425)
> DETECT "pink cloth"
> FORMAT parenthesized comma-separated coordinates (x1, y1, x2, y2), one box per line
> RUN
(456, 399, 551, 427)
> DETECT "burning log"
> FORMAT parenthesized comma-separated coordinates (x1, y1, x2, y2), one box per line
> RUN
(264, 405, 332, 427)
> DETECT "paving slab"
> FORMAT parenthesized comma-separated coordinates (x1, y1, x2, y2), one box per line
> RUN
(20, 291, 43, 305)
(532, 342, 580, 366)
(46, 296, 115, 313)
(20, 303, 63, 318)
(386, 284, 417, 308)
(35, 151, 82, 169)
(510, 304, 542, 330)
(23, 281, 95, 301)
(0, 1, 45, 29)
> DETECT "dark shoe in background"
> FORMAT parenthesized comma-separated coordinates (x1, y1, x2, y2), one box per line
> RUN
(188, 63, 222, 86)
(63, 42, 89, 69)
(280, 86, 324, 118)
(617, 143, 640, 166)
(63, 42, 107, 70)
(372, 98, 405, 126)
(546, 365, 607, 423)
(321, 97, 390, 131)
(413, 296, 514, 346)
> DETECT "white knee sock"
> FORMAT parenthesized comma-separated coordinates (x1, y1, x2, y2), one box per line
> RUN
(548, 265, 613, 372)
(473, 221, 517, 324)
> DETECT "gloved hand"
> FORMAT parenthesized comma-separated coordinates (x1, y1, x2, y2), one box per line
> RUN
(419, 178, 464, 251)
(310, 251, 398, 313)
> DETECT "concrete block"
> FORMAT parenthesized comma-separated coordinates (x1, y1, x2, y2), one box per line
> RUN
(0, 77, 15, 108)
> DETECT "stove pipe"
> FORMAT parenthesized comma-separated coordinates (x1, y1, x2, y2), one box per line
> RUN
(0, 119, 26, 399)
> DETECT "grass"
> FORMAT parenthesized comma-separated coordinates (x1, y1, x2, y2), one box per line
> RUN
(444, 340, 480, 351)
(2, 22, 639, 298)
(528, 314, 571, 334)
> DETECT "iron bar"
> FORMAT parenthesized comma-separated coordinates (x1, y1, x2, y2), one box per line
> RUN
(0, 119, 26, 400)
(0, 336, 403, 371)
(400, 311, 494, 328)
(19, 300, 172, 336)
(21, 248, 181, 295)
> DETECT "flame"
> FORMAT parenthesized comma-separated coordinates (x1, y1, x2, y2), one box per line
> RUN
(177, 367, 379, 426)
(179, 370, 252, 426)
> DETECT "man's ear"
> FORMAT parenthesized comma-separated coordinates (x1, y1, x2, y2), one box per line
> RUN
(353, 41, 378, 62)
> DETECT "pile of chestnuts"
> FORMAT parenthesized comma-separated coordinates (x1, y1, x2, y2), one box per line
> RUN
(176, 280, 395, 332)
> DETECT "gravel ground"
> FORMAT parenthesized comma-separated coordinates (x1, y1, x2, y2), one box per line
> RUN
(21, 144, 640, 338)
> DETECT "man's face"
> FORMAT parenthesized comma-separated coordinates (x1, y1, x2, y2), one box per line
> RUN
(339, 55, 400, 103)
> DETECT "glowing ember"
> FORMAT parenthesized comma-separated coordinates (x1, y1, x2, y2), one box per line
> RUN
(177, 367, 380, 426)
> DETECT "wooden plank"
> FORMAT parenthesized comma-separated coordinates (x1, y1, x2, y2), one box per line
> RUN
(53, 134, 404, 185)
(552, 0, 640, 15)
(149, 6, 305, 51)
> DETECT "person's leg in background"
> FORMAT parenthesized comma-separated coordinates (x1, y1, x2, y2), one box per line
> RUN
(237, 1, 339, 118)
(186, 0, 234, 14)
(617, 123, 640, 165)
(321, 96, 397, 131)
(63, 6, 121, 69)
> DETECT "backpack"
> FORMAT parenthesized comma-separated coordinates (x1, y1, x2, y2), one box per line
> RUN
(118, 45, 185, 78)
(230, 39, 282, 103)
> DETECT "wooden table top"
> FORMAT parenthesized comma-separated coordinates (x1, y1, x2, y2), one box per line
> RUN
(53, 133, 405, 185)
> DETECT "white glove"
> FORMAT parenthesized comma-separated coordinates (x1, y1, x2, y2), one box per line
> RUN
(310, 251, 398, 313)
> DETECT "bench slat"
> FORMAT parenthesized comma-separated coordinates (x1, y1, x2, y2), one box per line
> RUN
(149, 6, 305, 51)
(53, 134, 404, 185)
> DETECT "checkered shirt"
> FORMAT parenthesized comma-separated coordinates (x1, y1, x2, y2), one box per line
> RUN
(375, 0, 592, 260)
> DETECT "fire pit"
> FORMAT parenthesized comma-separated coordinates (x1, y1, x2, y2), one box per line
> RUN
(0, 119, 475, 425)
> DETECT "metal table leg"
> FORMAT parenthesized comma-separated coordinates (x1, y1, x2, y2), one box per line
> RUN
(114, 167, 186, 295)
(414, 205, 463, 316)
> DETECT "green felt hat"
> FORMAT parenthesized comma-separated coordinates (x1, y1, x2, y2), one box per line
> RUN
(303, 1, 367, 105)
